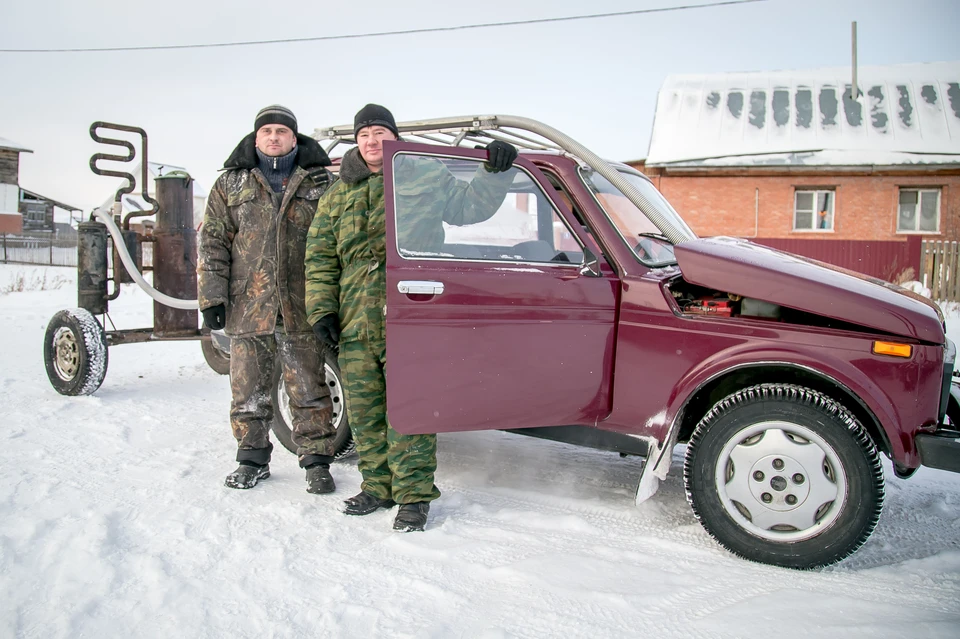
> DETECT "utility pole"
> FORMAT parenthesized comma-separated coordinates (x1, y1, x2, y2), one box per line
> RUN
(851, 21, 861, 100)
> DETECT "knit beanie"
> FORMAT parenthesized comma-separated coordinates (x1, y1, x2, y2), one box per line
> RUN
(256, 147, 298, 193)
(255, 104, 298, 135)
(353, 103, 398, 138)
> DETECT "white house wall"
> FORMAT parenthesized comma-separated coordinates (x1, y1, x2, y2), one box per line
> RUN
(0, 183, 18, 215)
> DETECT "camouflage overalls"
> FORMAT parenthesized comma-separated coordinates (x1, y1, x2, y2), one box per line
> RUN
(198, 133, 337, 467)
(304, 147, 511, 503)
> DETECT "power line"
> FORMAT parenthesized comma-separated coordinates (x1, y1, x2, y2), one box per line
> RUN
(1, 0, 767, 54)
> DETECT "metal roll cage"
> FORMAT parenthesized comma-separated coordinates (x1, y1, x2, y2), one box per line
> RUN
(313, 115, 695, 245)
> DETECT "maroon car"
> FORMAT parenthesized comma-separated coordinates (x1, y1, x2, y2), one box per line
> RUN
(314, 115, 959, 569)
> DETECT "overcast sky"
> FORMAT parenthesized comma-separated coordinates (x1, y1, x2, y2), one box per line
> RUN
(1, 0, 958, 212)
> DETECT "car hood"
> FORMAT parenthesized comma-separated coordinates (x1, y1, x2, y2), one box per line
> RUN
(673, 236, 944, 343)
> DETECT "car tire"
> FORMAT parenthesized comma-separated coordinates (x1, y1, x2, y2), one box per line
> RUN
(200, 336, 231, 376)
(270, 349, 355, 460)
(683, 383, 884, 570)
(43, 308, 109, 396)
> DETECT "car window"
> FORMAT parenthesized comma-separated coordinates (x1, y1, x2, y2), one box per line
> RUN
(392, 153, 583, 264)
(580, 167, 688, 266)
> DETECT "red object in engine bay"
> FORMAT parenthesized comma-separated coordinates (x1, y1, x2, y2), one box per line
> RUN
(685, 297, 733, 317)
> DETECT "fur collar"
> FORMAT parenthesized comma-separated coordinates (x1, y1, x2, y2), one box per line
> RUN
(222, 133, 332, 171)
(338, 147, 374, 186)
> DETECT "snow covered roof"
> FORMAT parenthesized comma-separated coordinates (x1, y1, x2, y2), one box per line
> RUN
(19, 187, 82, 211)
(646, 61, 960, 167)
(0, 137, 33, 153)
(143, 162, 208, 199)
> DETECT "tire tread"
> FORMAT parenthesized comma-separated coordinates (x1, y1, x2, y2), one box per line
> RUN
(683, 383, 884, 569)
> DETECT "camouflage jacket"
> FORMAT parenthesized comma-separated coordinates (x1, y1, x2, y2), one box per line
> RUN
(304, 146, 512, 344)
(198, 133, 334, 337)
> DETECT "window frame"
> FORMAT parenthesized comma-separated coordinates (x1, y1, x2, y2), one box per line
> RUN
(896, 187, 941, 234)
(793, 188, 836, 233)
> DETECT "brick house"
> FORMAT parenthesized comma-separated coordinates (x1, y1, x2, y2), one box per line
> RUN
(631, 61, 960, 282)
(1, 136, 82, 236)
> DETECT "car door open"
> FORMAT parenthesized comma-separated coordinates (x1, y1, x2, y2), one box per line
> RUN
(383, 141, 618, 435)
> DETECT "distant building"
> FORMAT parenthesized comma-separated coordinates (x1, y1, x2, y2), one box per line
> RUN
(0, 137, 32, 234)
(633, 61, 960, 281)
(1, 136, 82, 236)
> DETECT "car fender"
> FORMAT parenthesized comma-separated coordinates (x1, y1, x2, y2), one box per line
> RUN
(634, 343, 902, 505)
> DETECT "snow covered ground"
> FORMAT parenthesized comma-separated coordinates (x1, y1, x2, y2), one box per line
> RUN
(1, 264, 958, 638)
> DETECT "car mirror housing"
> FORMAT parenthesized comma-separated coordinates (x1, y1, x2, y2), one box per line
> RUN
(579, 247, 602, 277)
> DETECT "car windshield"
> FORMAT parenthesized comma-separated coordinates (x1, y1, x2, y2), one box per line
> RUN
(580, 167, 694, 266)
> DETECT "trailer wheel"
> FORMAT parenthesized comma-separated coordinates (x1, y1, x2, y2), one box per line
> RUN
(271, 350, 355, 460)
(43, 308, 108, 396)
(200, 337, 231, 376)
(683, 383, 884, 570)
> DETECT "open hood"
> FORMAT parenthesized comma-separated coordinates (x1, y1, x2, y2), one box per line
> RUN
(673, 237, 944, 344)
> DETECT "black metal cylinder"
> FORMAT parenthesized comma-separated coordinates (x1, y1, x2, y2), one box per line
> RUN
(153, 173, 198, 337)
(113, 227, 142, 284)
(78, 220, 108, 315)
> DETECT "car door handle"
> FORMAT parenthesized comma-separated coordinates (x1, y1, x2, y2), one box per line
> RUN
(398, 280, 444, 295)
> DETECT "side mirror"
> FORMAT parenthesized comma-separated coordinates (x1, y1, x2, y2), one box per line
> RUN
(579, 247, 602, 278)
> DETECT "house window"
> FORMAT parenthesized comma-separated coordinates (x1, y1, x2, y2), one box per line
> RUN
(794, 190, 834, 231)
(24, 202, 46, 223)
(898, 189, 940, 233)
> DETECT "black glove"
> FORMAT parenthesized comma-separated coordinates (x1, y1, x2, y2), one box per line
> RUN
(484, 140, 518, 173)
(312, 313, 340, 350)
(201, 304, 226, 331)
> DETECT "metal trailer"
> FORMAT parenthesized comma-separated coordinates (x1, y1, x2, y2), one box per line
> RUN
(41, 122, 352, 458)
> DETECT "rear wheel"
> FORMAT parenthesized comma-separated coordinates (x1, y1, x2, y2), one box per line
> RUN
(43, 308, 108, 396)
(684, 383, 884, 569)
(270, 350, 355, 460)
(200, 334, 231, 375)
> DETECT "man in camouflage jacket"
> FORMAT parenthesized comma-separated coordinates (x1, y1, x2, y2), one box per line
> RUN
(304, 104, 517, 532)
(198, 105, 339, 493)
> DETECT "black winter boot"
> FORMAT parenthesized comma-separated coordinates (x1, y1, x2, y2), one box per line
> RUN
(305, 464, 336, 494)
(224, 462, 270, 489)
(393, 502, 430, 532)
(343, 491, 396, 516)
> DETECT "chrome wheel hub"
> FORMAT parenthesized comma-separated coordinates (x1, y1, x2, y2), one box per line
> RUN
(717, 422, 847, 542)
(52, 327, 80, 381)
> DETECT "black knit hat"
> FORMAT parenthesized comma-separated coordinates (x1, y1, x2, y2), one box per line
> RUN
(353, 103, 398, 138)
(255, 104, 298, 135)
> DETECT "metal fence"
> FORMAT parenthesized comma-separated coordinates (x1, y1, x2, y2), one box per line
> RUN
(753, 236, 921, 284)
(1, 234, 78, 267)
(921, 240, 960, 302)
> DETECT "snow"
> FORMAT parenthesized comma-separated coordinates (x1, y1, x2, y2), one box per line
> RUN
(647, 61, 960, 166)
(0, 136, 33, 153)
(2, 263, 959, 638)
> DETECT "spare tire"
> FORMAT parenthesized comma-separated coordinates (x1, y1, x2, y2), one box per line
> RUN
(271, 349, 355, 459)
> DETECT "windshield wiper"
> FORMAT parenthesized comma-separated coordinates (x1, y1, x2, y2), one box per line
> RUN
(637, 232, 671, 243)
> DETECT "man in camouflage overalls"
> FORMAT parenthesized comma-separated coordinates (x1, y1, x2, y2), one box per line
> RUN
(304, 104, 517, 531)
(198, 105, 339, 493)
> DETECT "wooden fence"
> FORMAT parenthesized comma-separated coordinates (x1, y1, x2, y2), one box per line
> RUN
(922, 240, 960, 302)
(1, 233, 78, 267)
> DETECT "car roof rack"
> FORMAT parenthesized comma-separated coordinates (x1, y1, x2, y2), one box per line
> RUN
(312, 115, 693, 245)
(313, 115, 566, 157)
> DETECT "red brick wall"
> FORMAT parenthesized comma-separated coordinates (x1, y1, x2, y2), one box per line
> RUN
(0, 212, 23, 235)
(645, 172, 960, 242)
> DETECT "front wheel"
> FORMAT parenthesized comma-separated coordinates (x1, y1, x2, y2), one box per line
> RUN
(683, 383, 884, 569)
(271, 350, 355, 460)
(43, 308, 108, 396)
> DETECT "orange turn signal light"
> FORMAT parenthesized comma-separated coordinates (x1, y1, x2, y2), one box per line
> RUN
(872, 341, 912, 358)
